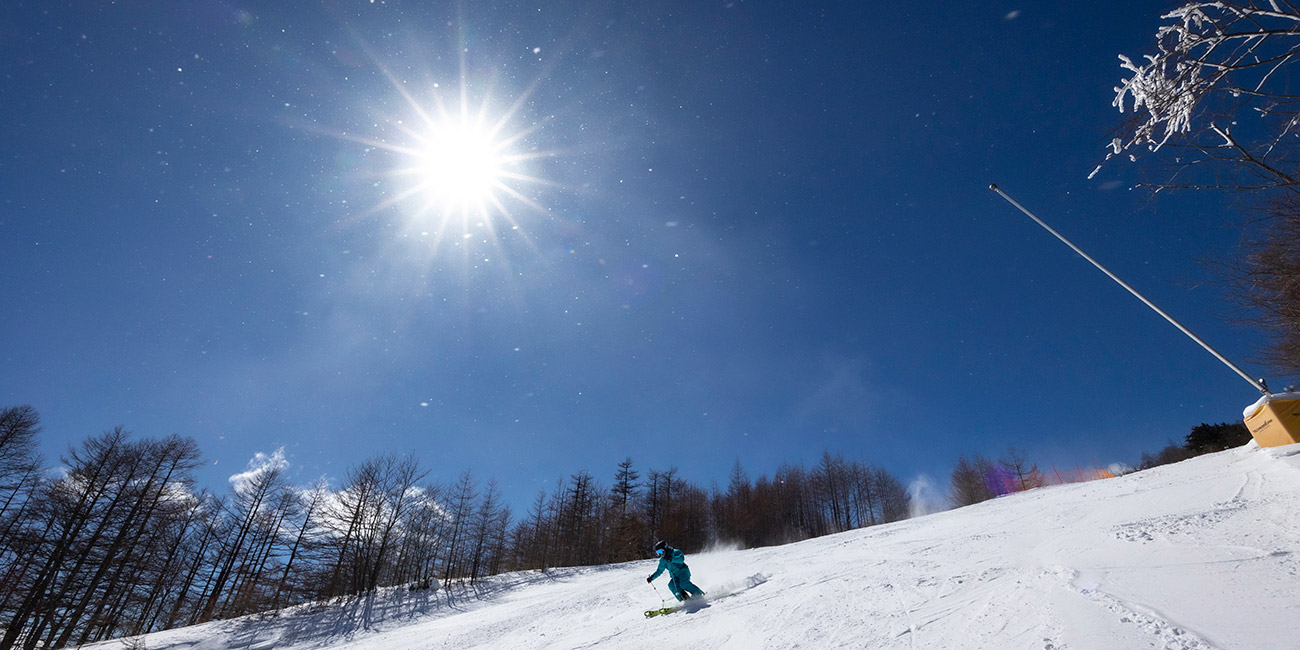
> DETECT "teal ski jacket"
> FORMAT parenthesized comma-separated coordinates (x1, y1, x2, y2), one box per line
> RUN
(649, 547, 689, 580)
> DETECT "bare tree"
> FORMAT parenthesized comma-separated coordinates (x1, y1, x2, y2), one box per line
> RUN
(815, 452, 852, 533)
(271, 480, 327, 610)
(773, 462, 817, 541)
(607, 458, 644, 562)
(642, 469, 664, 547)
(165, 493, 222, 628)
(365, 454, 428, 591)
(720, 460, 754, 546)
(440, 470, 477, 583)
(391, 481, 443, 589)
(0, 406, 43, 602)
(556, 471, 601, 566)
(644, 467, 684, 545)
(513, 490, 550, 570)
(871, 468, 912, 524)
(0, 431, 204, 650)
(198, 450, 288, 621)
(2, 429, 133, 650)
(1000, 447, 1046, 492)
(323, 460, 379, 598)
(318, 455, 428, 598)
(0, 407, 42, 513)
(671, 483, 711, 552)
(949, 455, 996, 508)
(468, 479, 503, 582)
(1219, 195, 1300, 374)
(56, 435, 202, 647)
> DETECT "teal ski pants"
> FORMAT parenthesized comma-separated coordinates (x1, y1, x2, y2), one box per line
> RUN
(668, 568, 705, 601)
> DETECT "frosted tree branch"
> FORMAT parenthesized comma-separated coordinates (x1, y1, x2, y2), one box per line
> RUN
(1096, 1, 1300, 189)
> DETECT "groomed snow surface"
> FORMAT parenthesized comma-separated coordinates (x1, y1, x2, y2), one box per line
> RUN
(98, 443, 1300, 650)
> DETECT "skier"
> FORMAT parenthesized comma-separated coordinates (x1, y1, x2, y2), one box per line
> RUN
(646, 540, 706, 601)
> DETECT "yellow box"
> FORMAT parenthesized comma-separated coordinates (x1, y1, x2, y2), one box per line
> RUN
(1243, 392, 1300, 448)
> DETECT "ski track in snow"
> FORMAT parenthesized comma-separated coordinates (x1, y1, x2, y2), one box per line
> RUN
(87, 443, 1300, 650)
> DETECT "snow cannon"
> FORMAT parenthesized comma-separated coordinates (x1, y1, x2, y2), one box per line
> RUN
(1243, 391, 1300, 447)
(990, 184, 1287, 448)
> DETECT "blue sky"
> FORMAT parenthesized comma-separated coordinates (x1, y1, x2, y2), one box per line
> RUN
(1, 1, 1279, 507)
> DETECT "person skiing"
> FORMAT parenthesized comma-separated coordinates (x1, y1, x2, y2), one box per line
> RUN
(646, 540, 706, 601)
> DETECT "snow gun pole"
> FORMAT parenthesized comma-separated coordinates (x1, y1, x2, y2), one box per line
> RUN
(988, 183, 1270, 396)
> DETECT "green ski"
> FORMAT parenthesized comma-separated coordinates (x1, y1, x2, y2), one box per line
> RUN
(643, 606, 677, 618)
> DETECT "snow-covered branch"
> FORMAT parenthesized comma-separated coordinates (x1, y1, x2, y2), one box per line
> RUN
(1099, 1, 1300, 188)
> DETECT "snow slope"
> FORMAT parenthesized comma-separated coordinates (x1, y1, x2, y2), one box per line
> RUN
(98, 443, 1300, 650)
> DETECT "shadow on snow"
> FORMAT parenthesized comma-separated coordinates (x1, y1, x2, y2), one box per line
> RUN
(222, 566, 608, 648)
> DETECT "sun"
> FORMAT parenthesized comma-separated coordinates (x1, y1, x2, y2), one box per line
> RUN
(396, 102, 536, 227)
(410, 117, 508, 212)
(376, 92, 543, 248)
(320, 34, 562, 260)
(344, 66, 552, 254)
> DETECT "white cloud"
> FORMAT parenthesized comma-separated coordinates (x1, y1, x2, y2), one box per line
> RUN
(229, 447, 289, 494)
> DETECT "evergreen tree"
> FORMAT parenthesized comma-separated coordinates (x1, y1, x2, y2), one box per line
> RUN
(1185, 422, 1252, 454)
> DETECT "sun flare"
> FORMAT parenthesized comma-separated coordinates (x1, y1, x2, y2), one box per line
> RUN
(409, 117, 509, 213)
(348, 63, 553, 254)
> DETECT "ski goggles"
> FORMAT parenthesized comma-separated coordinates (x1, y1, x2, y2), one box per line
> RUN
(655, 549, 664, 556)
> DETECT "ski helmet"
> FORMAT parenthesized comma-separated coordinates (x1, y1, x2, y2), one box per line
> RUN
(653, 540, 666, 554)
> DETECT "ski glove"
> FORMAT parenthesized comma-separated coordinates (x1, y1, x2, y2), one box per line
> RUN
(646, 576, 653, 583)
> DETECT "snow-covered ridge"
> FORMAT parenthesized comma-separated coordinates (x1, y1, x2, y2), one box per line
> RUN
(92, 443, 1300, 649)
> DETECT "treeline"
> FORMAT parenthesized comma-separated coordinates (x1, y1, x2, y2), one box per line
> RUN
(1133, 421, 1252, 471)
(947, 446, 1050, 507)
(947, 422, 1255, 508)
(0, 405, 910, 649)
